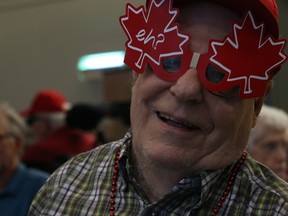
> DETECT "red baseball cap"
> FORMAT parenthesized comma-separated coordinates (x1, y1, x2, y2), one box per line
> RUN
(146, 0, 280, 38)
(21, 89, 70, 116)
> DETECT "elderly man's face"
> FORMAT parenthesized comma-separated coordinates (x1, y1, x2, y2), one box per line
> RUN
(0, 113, 21, 179)
(249, 127, 288, 180)
(130, 2, 263, 173)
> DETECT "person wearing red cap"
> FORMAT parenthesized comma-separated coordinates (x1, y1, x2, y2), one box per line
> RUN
(29, 0, 288, 215)
(21, 89, 71, 143)
(21, 89, 97, 173)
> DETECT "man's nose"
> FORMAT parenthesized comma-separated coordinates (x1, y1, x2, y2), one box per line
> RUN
(169, 68, 204, 103)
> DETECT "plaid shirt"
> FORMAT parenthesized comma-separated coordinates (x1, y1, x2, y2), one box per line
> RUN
(29, 132, 288, 215)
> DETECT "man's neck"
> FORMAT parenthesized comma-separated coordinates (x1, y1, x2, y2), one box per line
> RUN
(131, 153, 191, 202)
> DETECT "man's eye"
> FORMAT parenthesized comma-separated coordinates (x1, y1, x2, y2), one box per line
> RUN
(206, 64, 239, 98)
(162, 57, 181, 73)
(206, 64, 225, 84)
(211, 86, 240, 98)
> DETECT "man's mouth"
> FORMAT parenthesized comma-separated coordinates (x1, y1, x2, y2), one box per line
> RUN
(157, 112, 199, 130)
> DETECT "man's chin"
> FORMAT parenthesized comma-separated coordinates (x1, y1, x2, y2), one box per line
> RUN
(144, 148, 201, 172)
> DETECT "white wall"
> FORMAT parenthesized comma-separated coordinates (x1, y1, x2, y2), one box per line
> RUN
(0, 0, 142, 111)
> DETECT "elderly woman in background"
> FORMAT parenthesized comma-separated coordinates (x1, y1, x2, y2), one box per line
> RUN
(0, 102, 49, 216)
(247, 104, 288, 181)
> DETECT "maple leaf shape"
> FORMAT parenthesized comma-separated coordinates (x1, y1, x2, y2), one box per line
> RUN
(210, 11, 287, 98)
(120, 0, 189, 74)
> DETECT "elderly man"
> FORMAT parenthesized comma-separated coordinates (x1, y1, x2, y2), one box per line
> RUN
(29, 0, 288, 215)
(0, 103, 49, 216)
(247, 104, 288, 181)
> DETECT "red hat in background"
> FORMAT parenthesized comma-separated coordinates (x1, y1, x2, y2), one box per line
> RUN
(146, 0, 280, 38)
(21, 89, 70, 116)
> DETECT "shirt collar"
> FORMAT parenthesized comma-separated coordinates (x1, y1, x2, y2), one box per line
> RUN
(117, 131, 237, 208)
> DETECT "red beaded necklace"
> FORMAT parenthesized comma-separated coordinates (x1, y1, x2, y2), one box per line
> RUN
(109, 150, 247, 216)
(109, 150, 121, 216)
(212, 152, 247, 215)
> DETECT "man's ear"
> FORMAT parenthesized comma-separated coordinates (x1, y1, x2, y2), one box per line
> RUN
(253, 98, 264, 123)
(252, 81, 273, 127)
(132, 71, 139, 84)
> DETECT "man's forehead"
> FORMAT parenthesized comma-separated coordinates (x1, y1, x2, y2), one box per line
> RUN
(179, 8, 239, 53)
(177, 2, 241, 29)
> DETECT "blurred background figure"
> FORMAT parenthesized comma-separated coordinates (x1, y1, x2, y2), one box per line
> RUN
(247, 104, 288, 181)
(97, 102, 131, 143)
(21, 89, 98, 173)
(65, 102, 106, 146)
(21, 89, 71, 144)
(0, 102, 49, 216)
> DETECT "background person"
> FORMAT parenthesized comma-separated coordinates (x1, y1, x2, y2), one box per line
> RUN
(97, 101, 131, 143)
(0, 103, 49, 216)
(21, 89, 70, 144)
(22, 89, 96, 173)
(65, 102, 106, 147)
(247, 104, 288, 181)
(28, 0, 288, 215)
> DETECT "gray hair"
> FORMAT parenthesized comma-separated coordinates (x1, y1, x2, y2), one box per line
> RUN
(35, 112, 66, 131)
(0, 102, 28, 140)
(247, 104, 288, 150)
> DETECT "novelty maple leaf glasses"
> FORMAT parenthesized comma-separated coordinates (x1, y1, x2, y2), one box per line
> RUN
(120, 0, 287, 98)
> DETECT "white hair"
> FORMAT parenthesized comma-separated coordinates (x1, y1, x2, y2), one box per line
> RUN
(247, 104, 288, 150)
(0, 102, 28, 140)
(33, 112, 66, 132)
